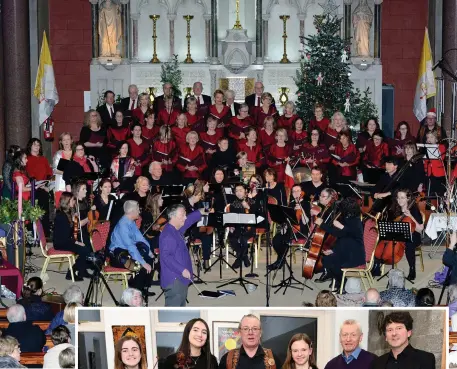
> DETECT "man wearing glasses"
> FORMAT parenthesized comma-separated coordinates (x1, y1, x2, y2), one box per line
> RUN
(324, 319, 376, 369)
(219, 314, 281, 369)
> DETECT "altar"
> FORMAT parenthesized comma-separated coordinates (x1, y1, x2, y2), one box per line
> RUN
(89, 0, 383, 121)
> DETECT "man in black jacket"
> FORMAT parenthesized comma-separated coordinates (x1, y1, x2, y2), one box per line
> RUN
(96, 90, 118, 128)
(184, 81, 211, 116)
(245, 81, 275, 112)
(4, 304, 46, 352)
(153, 82, 182, 112)
(370, 311, 435, 369)
(119, 84, 139, 114)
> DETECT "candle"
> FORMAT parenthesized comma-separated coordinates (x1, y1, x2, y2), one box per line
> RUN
(18, 182, 23, 219)
(11, 181, 15, 200)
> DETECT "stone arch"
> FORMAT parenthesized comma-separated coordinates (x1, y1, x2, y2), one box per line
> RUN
(173, 0, 208, 15)
(158, 0, 172, 13)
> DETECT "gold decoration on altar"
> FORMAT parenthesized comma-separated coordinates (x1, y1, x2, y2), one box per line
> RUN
(232, 0, 243, 30)
(183, 15, 194, 63)
(278, 87, 290, 106)
(147, 87, 157, 103)
(279, 15, 291, 63)
(149, 15, 160, 63)
(183, 87, 193, 99)
(218, 78, 255, 100)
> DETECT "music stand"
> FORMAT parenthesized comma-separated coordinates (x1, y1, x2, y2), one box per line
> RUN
(377, 221, 413, 283)
(217, 213, 259, 294)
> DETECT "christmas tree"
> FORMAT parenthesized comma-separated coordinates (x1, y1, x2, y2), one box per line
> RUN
(294, 14, 377, 133)
(161, 55, 183, 97)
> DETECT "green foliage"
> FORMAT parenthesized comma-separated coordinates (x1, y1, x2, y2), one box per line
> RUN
(161, 55, 183, 98)
(0, 199, 45, 224)
(294, 14, 378, 133)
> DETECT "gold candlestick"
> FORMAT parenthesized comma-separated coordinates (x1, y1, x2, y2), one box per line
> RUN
(149, 15, 160, 63)
(279, 15, 290, 63)
(183, 15, 194, 63)
(232, 0, 243, 30)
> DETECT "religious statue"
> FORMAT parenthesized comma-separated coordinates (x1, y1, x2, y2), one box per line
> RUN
(352, 0, 373, 57)
(99, 0, 122, 57)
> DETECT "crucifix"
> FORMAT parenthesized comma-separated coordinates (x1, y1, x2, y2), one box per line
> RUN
(233, 0, 243, 29)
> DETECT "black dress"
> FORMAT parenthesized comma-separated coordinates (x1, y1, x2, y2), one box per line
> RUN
(94, 194, 116, 221)
(162, 352, 218, 369)
(266, 182, 286, 205)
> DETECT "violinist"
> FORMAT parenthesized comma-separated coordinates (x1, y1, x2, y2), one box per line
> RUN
(372, 156, 401, 203)
(401, 141, 425, 193)
(372, 189, 424, 280)
(314, 198, 365, 291)
(53, 192, 91, 281)
(110, 141, 136, 193)
(301, 166, 326, 202)
(93, 179, 116, 221)
(267, 185, 310, 271)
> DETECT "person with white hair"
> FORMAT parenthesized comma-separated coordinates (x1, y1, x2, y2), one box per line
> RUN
(244, 81, 276, 111)
(59, 346, 75, 369)
(120, 288, 144, 307)
(379, 269, 415, 307)
(362, 288, 381, 307)
(109, 200, 156, 297)
(224, 89, 240, 117)
(184, 81, 211, 115)
(45, 285, 84, 334)
(4, 304, 46, 353)
(120, 84, 139, 112)
(0, 336, 26, 368)
(324, 319, 377, 369)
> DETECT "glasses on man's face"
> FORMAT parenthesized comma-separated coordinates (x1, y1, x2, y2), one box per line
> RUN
(76, 147, 84, 151)
(340, 333, 358, 339)
(240, 327, 261, 333)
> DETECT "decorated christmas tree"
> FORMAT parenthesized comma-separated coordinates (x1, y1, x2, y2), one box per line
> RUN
(294, 14, 377, 133)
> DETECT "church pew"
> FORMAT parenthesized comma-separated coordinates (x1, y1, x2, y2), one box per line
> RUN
(450, 332, 457, 346)
(20, 352, 45, 365)
(45, 335, 54, 348)
(0, 308, 7, 319)
(0, 320, 50, 331)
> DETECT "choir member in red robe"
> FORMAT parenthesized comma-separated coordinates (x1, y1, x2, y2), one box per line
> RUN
(141, 109, 160, 143)
(267, 128, 292, 183)
(303, 128, 330, 170)
(259, 116, 277, 155)
(12, 151, 31, 201)
(389, 121, 416, 157)
(289, 118, 308, 158)
(253, 92, 278, 128)
(228, 103, 254, 140)
(200, 116, 223, 161)
(172, 113, 191, 148)
(107, 110, 130, 153)
(309, 103, 330, 132)
(356, 117, 379, 153)
(424, 131, 446, 195)
(151, 125, 177, 173)
(362, 129, 389, 184)
(209, 89, 230, 124)
(237, 127, 262, 168)
(277, 101, 298, 130)
(331, 131, 360, 188)
(176, 131, 207, 184)
(127, 122, 151, 176)
(184, 96, 205, 132)
(132, 92, 151, 124)
(157, 97, 180, 126)
(324, 111, 349, 151)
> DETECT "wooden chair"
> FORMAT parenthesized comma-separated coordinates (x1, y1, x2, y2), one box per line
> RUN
(37, 220, 76, 282)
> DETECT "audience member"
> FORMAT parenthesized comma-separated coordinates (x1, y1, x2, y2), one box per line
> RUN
(415, 288, 435, 307)
(362, 288, 381, 307)
(17, 276, 54, 321)
(0, 336, 26, 368)
(315, 290, 337, 307)
(46, 285, 84, 334)
(59, 346, 76, 369)
(120, 288, 144, 307)
(379, 269, 415, 307)
(43, 325, 73, 369)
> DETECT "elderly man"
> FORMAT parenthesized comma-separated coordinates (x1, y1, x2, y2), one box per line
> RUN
(371, 312, 435, 369)
(120, 84, 139, 112)
(46, 285, 83, 334)
(43, 326, 73, 369)
(245, 81, 275, 112)
(362, 288, 381, 307)
(225, 89, 240, 118)
(153, 82, 182, 113)
(219, 314, 281, 369)
(4, 304, 46, 352)
(147, 161, 172, 186)
(184, 81, 211, 115)
(120, 288, 144, 307)
(159, 204, 202, 307)
(379, 269, 415, 307)
(109, 200, 156, 297)
(324, 319, 377, 369)
(96, 90, 118, 128)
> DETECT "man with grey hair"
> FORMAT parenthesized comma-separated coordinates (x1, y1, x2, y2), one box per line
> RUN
(147, 161, 172, 186)
(245, 81, 276, 111)
(4, 304, 46, 353)
(120, 287, 144, 307)
(153, 81, 182, 112)
(362, 288, 381, 307)
(225, 89, 240, 117)
(46, 285, 84, 334)
(109, 200, 156, 297)
(120, 84, 139, 112)
(324, 319, 376, 369)
(184, 81, 211, 115)
(379, 269, 415, 307)
(219, 314, 281, 369)
(159, 203, 202, 306)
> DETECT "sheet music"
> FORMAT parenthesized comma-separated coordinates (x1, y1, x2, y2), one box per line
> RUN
(223, 213, 257, 225)
(224, 187, 233, 195)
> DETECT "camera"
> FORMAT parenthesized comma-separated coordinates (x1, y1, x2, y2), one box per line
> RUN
(86, 251, 105, 267)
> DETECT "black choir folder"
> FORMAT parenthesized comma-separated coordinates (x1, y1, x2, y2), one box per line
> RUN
(198, 290, 236, 298)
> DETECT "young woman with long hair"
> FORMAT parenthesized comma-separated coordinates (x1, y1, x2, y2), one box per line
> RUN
(141, 192, 164, 251)
(110, 141, 137, 193)
(93, 178, 116, 221)
(12, 150, 31, 201)
(114, 336, 147, 369)
(282, 333, 318, 369)
(53, 133, 74, 206)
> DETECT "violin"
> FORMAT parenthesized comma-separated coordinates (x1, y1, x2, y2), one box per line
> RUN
(87, 193, 100, 234)
(293, 191, 306, 232)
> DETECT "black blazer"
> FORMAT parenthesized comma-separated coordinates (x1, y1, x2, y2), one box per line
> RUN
(370, 346, 435, 369)
(119, 96, 139, 112)
(96, 104, 118, 128)
(184, 94, 212, 108)
(245, 93, 276, 109)
(4, 321, 46, 352)
(153, 95, 182, 113)
(225, 102, 241, 118)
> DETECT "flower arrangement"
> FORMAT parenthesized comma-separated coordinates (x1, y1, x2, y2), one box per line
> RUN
(161, 55, 183, 98)
(0, 199, 45, 224)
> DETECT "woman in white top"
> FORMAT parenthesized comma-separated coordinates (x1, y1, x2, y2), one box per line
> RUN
(52, 132, 74, 207)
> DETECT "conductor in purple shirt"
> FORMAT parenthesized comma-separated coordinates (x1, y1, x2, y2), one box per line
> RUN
(159, 203, 203, 306)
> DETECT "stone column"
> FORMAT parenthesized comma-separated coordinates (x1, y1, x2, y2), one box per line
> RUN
(211, 0, 220, 64)
(0, 5, 5, 164)
(2, 0, 31, 148)
(298, 13, 306, 58)
(168, 13, 176, 58)
(373, 0, 382, 63)
(131, 13, 139, 62)
(90, 0, 99, 64)
(120, 0, 130, 64)
(203, 14, 211, 61)
(343, 0, 352, 43)
(254, 0, 263, 64)
(263, 15, 270, 60)
(442, 0, 457, 134)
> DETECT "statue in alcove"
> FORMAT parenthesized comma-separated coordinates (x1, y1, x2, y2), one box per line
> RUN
(99, 0, 122, 57)
(352, 0, 373, 57)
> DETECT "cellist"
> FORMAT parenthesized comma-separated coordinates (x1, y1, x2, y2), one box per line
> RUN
(372, 189, 423, 280)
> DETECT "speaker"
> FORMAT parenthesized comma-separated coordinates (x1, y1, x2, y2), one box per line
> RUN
(382, 84, 395, 138)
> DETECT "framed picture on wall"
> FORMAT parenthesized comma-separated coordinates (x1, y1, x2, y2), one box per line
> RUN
(112, 325, 148, 367)
(212, 321, 241, 361)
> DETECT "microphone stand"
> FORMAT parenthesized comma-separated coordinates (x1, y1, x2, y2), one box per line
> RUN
(259, 183, 272, 306)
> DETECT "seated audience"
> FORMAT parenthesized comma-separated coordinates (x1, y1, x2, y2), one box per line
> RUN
(362, 288, 381, 307)
(379, 269, 415, 307)
(0, 336, 26, 369)
(415, 288, 435, 307)
(46, 285, 84, 334)
(59, 346, 75, 369)
(43, 325, 73, 369)
(120, 288, 144, 307)
(17, 276, 54, 321)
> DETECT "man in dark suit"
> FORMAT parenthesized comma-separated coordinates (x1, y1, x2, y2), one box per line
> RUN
(96, 90, 118, 128)
(153, 82, 182, 113)
(245, 81, 276, 111)
(184, 81, 211, 116)
(4, 304, 46, 352)
(225, 89, 241, 118)
(370, 311, 435, 369)
(119, 84, 139, 114)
